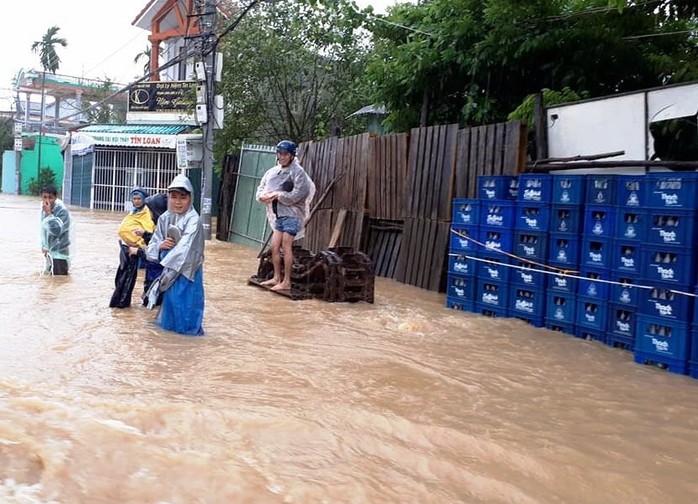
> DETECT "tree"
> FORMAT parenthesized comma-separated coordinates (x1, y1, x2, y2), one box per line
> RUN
(134, 46, 152, 77)
(214, 0, 371, 162)
(31, 26, 68, 74)
(81, 78, 127, 124)
(365, 0, 698, 131)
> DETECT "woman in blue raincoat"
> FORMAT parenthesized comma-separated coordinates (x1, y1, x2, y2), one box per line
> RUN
(145, 174, 205, 335)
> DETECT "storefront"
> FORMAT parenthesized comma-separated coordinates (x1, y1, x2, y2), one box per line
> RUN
(64, 124, 202, 212)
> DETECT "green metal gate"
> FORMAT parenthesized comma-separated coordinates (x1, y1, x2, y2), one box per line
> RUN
(227, 143, 277, 248)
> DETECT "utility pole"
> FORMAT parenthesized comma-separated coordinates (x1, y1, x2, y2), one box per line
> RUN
(199, 0, 217, 240)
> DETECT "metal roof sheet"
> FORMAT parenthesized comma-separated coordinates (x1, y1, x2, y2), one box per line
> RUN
(80, 124, 190, 135)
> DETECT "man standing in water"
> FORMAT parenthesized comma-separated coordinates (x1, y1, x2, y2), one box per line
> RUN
(40, 184, 72, 275)
(255, 140, 315, 292)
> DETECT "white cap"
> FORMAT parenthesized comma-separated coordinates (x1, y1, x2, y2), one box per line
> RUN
(167, 174, 194, 194)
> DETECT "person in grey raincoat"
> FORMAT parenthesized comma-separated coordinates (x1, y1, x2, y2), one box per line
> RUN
(255, 140, 315, 292)
(40, 185, 72, 275)
(145, 174, 205, 335)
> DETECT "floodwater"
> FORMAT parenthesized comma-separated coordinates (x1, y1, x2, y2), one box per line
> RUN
(1, 192, 697, 504)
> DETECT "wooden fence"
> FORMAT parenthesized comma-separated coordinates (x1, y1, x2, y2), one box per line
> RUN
(226, 120, 527, 292)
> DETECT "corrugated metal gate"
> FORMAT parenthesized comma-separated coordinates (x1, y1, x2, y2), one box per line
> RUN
(227, 143, 277, 248)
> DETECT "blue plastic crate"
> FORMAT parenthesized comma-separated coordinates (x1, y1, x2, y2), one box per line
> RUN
(551, 174, 587, 205)
(474, 303, 509, 318)
(644, 247, 696, 287)
(476, 279, 510, 309)
(447, 273, 476, 301)
(515, 203, 551, 232)
(645, 172, 698, 209)
(478, 226, 514, 255)
(449, 227, 478, 254)
(545, 320, 575, 336)
(584, 205, 616, 238)
(447, 253, 475, 276)
(616, 175, 647, 208)
(512, 314, 545, 327)
(550, 205, 583, 234)
(452, 198, 480, 227)
(545, 291, 576, 325)
(548, 234, 581, 267)
(611, 240, 644, 278)
(580, 237, 611, 269)
(476, 256, 512, 284)
(635, 314, 690, 362)
(511, 261, 546, 289)
(608, 275, 641, 307)
(514, 231, 548, 262)
(607, 303, 637, 348)
(689, 325, 698, 378)
(639, 284, 694, 322)
(517, 174, 552, 203)
(480, 200, 516, 229)
(575, 326, 607, 344)
(586, 175, 616, 205)
(509, 286, 546, 319)
(646, 209, 698, 248)
(577, 267, 610, 300)
(576, 295, 608, 332)
(547, 270, 578, 294)
(446, 296, 475, 313)
(615, 208, 648, 242)
(477, 175, 518, 201)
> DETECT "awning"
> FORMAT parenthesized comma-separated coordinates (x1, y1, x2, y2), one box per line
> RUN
(77, 124, 192, 149)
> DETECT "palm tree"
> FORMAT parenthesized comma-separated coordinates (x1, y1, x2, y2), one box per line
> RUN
(31, 25, 68, 74)
(134, 46, 152, 77)
(30, 26, 68, 181)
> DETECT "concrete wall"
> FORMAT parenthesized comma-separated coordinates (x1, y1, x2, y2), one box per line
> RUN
(547, 81, 698, 162)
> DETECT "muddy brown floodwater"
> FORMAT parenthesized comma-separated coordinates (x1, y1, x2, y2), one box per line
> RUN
(1, 193, 697, 503)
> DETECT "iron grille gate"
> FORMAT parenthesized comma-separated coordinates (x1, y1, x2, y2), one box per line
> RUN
(92, 147, 179, 212)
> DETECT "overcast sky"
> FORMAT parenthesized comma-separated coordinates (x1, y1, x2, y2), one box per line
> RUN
(0, 0, 405, 111)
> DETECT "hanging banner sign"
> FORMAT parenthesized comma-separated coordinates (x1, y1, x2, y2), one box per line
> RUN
(87, 133, 178, 149)
(128, 81, 196, 113)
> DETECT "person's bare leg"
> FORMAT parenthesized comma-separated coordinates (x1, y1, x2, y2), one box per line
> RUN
(261, 230, 283, 286)
(272, 233, 294, 291)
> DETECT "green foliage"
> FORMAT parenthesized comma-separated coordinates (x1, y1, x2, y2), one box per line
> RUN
(215, 0, 371, 162)
(366, 0, 698, 131)
(81, 78, 127, 124)
(0, 118, 14, 152)
(508, 87, 588, 128)
(31, 26, 67, 73)
(27, 168, 57, 196)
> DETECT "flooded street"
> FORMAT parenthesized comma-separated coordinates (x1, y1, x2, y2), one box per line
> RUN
(1, 192, 698, 503)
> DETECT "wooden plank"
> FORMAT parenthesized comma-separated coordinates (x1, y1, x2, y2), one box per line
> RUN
(483, 123, 496, 175)
(476, 125, 488, 180)
(437, 124, 458, 222)
(493, 121, 505, 174)
(503, 120, 522, 175)
(428, 221, 450, 291)
(424, 126, 440, 221)
(388, 231, 402, 279)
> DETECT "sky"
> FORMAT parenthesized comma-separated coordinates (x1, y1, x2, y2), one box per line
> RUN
(0, 0, 404, 112)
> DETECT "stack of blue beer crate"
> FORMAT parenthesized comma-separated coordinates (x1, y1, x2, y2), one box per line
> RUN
(632, 172, 698, 374)
(509, 174, 552, 326)
(545, 174, 587, 333)
(474, 176, 518, 316)
(446, 170, 698, 378)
